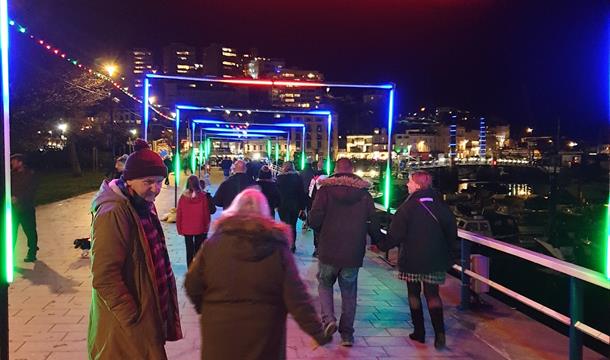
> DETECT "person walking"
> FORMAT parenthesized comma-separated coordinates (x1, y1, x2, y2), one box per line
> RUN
(177, 175, 216, 267)
(256, 165, 281, 218)
(88, 139, 182, 359)
(307, 159, 327, 257)
(220, 156, 232, 179)
(184, 188, 331, 359)
(212, 159, 255, 209)
(308, 158, 380, 346)
(10, 154, 39, 262)
(163, 155, 173, 186)
(107, 154, 128, 180)
(377, 170, 457, 350)
(276, 161, 306, 253)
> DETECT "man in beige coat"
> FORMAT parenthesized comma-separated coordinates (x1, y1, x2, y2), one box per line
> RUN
(88, 139, 182, 359)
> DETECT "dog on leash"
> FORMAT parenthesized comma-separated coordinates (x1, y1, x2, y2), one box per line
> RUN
(74, 238, 91, 258)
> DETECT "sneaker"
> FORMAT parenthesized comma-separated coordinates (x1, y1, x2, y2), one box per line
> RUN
(340, 335, 354, 347)
(323, 321, 337, 338)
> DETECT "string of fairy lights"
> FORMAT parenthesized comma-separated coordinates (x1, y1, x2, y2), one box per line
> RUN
(7, 17, 173, 121)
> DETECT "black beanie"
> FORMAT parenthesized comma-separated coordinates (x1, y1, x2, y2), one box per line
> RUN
(123, 139, 168, 180)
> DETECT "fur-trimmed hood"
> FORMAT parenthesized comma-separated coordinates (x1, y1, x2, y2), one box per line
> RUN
(319, 173, 370, 189)
(209, 215, 292, 261)
(318, 173, 371, 205)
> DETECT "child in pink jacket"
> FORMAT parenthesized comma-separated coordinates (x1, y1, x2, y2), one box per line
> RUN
(177, 175, 216, 266)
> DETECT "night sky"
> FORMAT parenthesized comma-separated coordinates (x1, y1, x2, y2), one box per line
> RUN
(10, 0, 610, 142)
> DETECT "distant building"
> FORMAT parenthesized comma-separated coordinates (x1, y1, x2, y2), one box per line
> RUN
(271, 69, 324, 109)
(163, 43, 197, 75)
(246, 56, 285, 79)
(202, 44, 250, 78)
(128, 48, 154, 92)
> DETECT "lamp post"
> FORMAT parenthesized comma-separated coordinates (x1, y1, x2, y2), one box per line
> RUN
(104, 63, 118, 157)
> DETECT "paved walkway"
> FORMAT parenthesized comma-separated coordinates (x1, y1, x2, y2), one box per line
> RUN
(7, 170, 605, 359)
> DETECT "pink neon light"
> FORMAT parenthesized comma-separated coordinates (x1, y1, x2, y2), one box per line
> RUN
(273, 81, 325, 87)
(218, 78, 273, 86)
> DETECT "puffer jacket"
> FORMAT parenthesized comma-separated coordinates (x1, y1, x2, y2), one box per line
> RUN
(184, 215, 326, 359)
(308, 173, 380, 268)
(176, 190, 215, 236)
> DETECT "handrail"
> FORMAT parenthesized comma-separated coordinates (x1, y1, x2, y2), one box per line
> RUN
(374, 202, 610, 289)
(457, 230, 610, 290)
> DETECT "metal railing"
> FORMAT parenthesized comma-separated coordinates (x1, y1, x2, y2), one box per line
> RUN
(374, 203, 609, 360)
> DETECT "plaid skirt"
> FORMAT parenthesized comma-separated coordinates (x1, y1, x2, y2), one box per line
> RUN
(397, 271, 446, 285)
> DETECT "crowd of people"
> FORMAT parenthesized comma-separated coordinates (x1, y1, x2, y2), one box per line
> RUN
(76, 140, 457, 359)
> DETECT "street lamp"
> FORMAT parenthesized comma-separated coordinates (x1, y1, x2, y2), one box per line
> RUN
(57, 123, 68, 133)
(526, 127, 533, 134)
(104, 63, 117, 77)
(129, 129, 137, 136)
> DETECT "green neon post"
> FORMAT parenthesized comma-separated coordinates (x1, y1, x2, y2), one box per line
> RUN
(606, 195, 609, 278)
(275, 142, 279, 165)
(1, 0, 13, 284)
(199, 130, 204, 165)
(266, 140, 270, 158)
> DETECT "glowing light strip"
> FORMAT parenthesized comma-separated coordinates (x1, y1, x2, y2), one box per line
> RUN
(175, 109, 180, 187)
(201, 127, 288, 134)
(384, 88, 395, 210)
(192, 119, 304, 128)
(286, 132, 290, 161)
(148, 74, 393, 89)
(143, 78, 149, 141)
(1, 0, 12, 283)
(606, 196, 609, 278)
(7, 17, 172, 122)
(267, 140, 272, 158)
(211, 132, 268, 138)
(176, 104, 330, 116)
(190, 121, 196, 174)
(326, 114, 332, 175)
(301, 126, 306, 170)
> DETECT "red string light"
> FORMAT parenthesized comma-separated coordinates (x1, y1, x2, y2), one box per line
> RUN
(7, 17, 173, 120)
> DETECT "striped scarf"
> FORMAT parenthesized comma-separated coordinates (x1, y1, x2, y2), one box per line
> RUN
(117, 179, 174, 329)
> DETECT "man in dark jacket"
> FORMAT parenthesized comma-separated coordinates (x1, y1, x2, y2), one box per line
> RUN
(220, 157, 233, 179)
(308, 158, 380, 346)
(276, 161, 306, 253)
(213, 160, 255, 209)
(10, 154, 39, 262)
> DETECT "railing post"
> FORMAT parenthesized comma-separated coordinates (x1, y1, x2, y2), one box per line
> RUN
(569, 276, 583, 360)
(460, 238, 471, 310)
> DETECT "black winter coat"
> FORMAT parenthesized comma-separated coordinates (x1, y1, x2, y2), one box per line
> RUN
(378, 188, 457, 274)
(276, 172, 306, 214)
(308, 173, 380, 268)
(213, 173, 256, 209)
(256, 179, 281, 215)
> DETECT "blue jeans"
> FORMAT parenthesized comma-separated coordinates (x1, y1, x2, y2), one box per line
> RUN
(317, 262, 359, 337)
